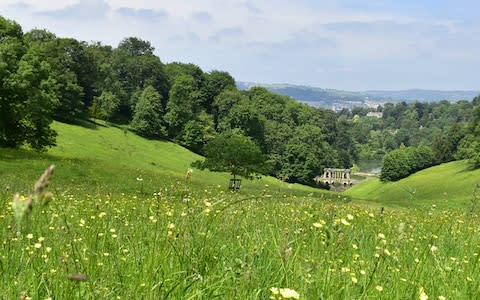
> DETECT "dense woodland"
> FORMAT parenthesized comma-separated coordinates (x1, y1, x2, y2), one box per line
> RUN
(341, 98, 480, 180)
(1, 15, 479, 186)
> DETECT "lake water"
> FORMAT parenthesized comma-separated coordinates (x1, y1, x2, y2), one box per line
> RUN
(357, 160, 382, 174)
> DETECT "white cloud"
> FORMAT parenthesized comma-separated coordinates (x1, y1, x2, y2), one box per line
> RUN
(116, 7, 168, 21)
(35, 0, 110, 20)
(191, 11, 212, 23)
(0, 0, 478, 90)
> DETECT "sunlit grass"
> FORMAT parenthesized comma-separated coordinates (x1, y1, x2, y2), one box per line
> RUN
(0, 121, 333, 199)
(1, 122, 479, 298)
(2, 177, 479, 298)
(346, 160, 480, 210)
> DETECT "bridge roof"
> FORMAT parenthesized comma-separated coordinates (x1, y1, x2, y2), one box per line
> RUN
(324, 168, 351, 172)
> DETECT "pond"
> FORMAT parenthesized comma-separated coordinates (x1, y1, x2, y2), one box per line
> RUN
(357, 160, 382, 174)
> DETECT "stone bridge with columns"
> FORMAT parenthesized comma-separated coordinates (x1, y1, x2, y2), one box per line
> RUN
(314, 168, 352, 186)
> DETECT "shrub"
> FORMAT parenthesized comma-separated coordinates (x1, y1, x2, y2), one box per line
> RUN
(380, 146, 434, 181)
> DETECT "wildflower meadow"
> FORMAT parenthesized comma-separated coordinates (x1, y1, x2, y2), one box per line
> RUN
(1, 165, 479, 299)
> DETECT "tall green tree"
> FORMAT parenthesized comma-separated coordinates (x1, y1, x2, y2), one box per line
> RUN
(432, 123, 466, 163)
(218, 100, 266, 149)
(24, 32, 88, 120)
(86, 43, 125, 121)
(164, 62, 208, 112)
(165, 62, 205, 89)
(456, 100, 480, 167)
(112, 37, 169, 118)
(213, 89, 247, 128)
(178, 111, 216, 153)
(0, 16, 58, 150)
(380, 146, 434, 181)
(164, 75, 196, 138)
(89, 91, 120, 122)
(202, 70, 235, 112)
(279, 125, 338, 185)
(130, 86, 166, 137)
(193, 131, 267, 181)
(334, 117, 358, 168)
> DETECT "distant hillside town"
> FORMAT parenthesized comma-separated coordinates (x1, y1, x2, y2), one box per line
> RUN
(237, 82, 479, 111)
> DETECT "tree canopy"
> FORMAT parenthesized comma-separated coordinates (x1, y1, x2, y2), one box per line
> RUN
(193, 131, 267, 180)
(0, 16, 57, 151)
(131, 85, 167, 137)
(380, 145, 434, 181)
(1, 14, 478, 182)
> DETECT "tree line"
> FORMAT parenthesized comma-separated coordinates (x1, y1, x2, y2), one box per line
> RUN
(338, 97, 480, 180)
(0, 15, 359, 187)
(341, 100, 478, 161)
(1, 15, 478, 185)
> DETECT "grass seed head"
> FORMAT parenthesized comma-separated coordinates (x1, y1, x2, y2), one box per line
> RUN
(67, 274, 89, 282)
(34, 165, 55, 195)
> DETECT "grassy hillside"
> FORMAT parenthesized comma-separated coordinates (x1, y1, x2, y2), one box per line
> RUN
(346, 160, 480, 210)
(0, 121, 332, 199)
(2, 122, 480, 298)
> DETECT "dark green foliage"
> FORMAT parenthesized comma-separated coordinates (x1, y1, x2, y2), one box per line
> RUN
(380, 145, 434, 181)
(218, 100, 266, 149)
(334, 117, 358, 168)
(163, 65, 235, 118)
(179, 120, 206, 153)
(112, 37, 169, 117)
(277, 125, 338, 185)
(248, 87, 289, 123)
(432, 123, 466, 163)
(350, 99, 478, 161)
(52, 68, 84, 119)
(165, 62, 205, 89)
(117, 37, 154, 56)
(202, 70, 235, 111)
(410, 146, 435, 171)
(0, 16, 57, 151)
(131, 86, 166, 137)
(0, 15, 22, 39)
(178, 111, 216, 153)
(213, 89, 247, 127)
(164, 75, 196, 138)
(89, 91, 120, 121)
(456, 101, 480, 168)
(193, 131, 267, 180)
(379, 150, 408, 181)
(456, 137, 480, 168)
(24, 32, 93, 120)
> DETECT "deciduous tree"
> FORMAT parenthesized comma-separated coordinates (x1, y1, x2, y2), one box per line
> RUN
(0, 17, 58, 150)
(193, 131, 267, 181)
(131, 86, 166, 137)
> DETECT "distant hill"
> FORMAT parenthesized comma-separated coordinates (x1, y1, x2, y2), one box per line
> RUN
(237, 82, 370, 111)
(237, 82, 479, 111)
(366, 89, 480, 102)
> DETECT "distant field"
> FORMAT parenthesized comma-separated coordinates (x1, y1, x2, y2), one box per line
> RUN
(346, 160, 480, 210)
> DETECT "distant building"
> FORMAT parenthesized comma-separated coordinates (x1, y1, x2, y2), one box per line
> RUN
(314, 168, 352, 186)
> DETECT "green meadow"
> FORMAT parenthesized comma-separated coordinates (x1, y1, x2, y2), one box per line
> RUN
(346, 160, 480, 210)
(1, 121, 330, 198)
(1, 122, 480, 299)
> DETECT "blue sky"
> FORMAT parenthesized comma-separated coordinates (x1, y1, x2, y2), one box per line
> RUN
(1, 0, 479, 91)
